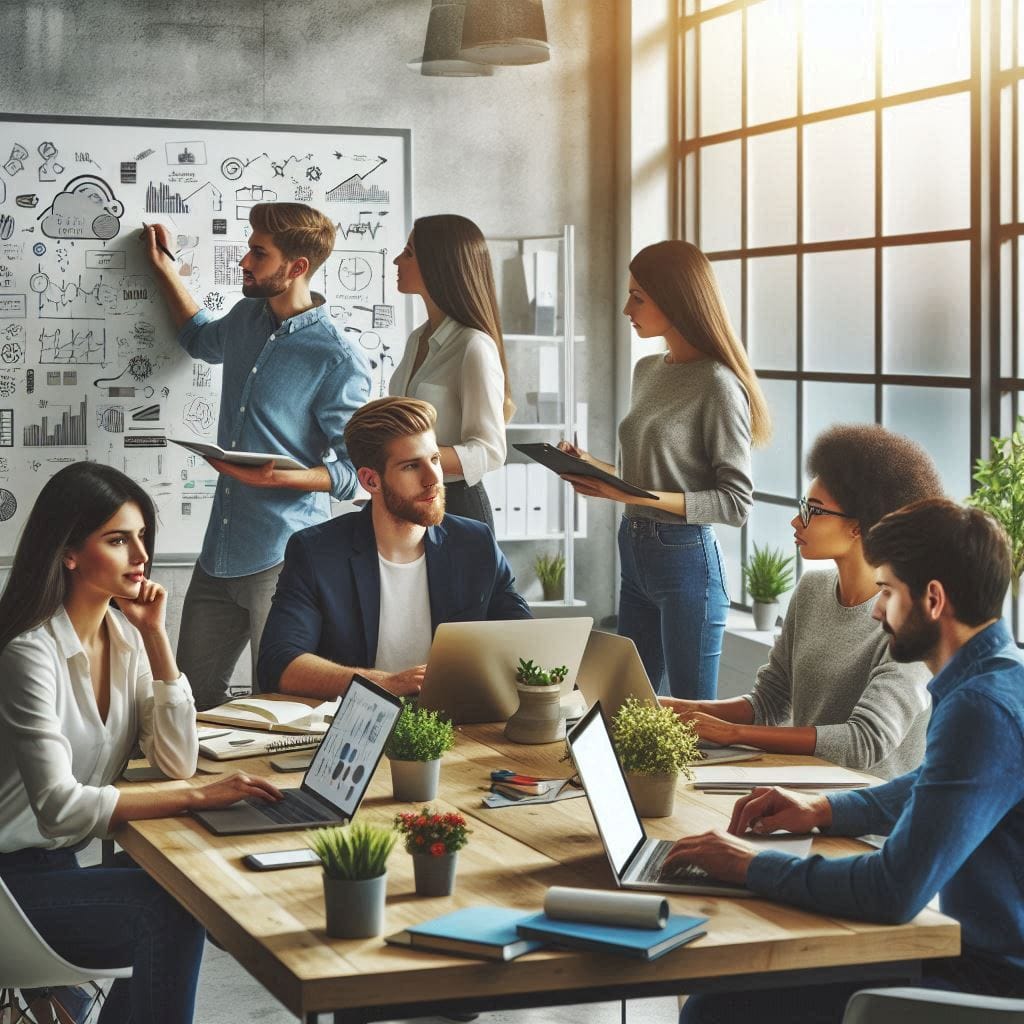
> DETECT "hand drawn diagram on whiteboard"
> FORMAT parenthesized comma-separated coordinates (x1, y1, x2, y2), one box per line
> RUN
(0, 116, 411, 558)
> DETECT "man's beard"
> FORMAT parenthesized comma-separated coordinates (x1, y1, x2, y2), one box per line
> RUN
(241, 264, 289, 298)
(883, 600, 941, 663)
(380, 479, 446, 527)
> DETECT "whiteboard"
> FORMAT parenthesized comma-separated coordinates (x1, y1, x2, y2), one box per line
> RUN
(0, 114, 411, 560)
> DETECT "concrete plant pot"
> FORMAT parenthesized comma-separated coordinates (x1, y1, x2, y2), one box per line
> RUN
(752, 600, 779, 631)
(412, 851, 458, 897)
(323, 872, 387, 938)
(625, 771, 678, 818)
(389, 756, 441, 802)
(504, 682, 564, 744)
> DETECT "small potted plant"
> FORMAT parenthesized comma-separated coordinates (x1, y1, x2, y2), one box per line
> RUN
(611, 697, 699, 818)
(395, 807, 471, 897)
(307, 822, 397, 938)
(504, 658, 568, 744)
(385, 701, 455, 802)
(743, 543, 795, 631)
(534, 551, 566, 602)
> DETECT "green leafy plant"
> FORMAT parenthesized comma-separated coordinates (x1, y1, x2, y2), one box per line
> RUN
(742, 543, 795, 603)
(394, 807, 471, 856)
(611, 697, 699, 778)
(307, 822, 397, 880)
(515, 658, 568, 688)
(967, 417, 1024, 596)
(534, 552, 566, 600)
(385, 701, 455, 762)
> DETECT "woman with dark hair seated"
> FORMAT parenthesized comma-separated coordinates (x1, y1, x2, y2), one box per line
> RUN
(0, 462, 281, 1024)
(663, 424, 943, 779)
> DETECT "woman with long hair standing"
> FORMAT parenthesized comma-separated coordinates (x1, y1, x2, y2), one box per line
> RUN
(390, 214, 512, 529)
(0, 462, 281, 1024)
(562, 241, 770, 701)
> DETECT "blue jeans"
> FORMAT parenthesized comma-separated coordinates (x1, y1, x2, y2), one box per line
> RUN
(0, 847, 205, 1024)
(617, 516, 728, 701)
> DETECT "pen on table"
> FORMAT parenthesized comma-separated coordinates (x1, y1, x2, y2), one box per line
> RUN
(229, 738, 255, 746)
(142, 222, 177, 263)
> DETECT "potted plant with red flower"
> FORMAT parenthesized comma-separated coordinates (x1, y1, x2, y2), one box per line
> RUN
(394, 807, 471, 897)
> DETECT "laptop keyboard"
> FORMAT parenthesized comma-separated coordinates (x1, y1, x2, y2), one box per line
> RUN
(248, 791, 334, 825)
(636, 840, 710, 884)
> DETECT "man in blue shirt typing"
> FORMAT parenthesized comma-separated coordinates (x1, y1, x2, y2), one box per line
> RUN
(144, 205, 371, 708)
(665, 498, 1024, 1021)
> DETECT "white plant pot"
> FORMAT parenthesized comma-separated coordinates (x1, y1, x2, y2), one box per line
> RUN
(389, 756, 441, 802)
(752, 600, 779, 631)
(625, 771, 678, 818)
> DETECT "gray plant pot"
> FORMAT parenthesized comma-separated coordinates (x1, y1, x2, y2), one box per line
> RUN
(412, 851, 458, 897)
(625, 771, 678, 818)
(323, 872, 387, 938)
(504, 682, 564, 744)
(389, 756, 441, 802)
(752, 600, 779, 631)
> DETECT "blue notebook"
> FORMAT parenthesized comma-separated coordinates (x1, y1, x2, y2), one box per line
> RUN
(386, 907, 545, 962)
(515, 911, 708, 961)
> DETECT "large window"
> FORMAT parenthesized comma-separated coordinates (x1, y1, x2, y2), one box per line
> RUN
(679, 0, 987, 607)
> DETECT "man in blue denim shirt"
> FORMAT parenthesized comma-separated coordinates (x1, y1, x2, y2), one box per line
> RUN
(144, 204, 371, 708)
(664, 499, 1024, 1022)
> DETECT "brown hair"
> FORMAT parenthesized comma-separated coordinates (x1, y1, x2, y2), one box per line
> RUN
(248, 203, 335, 277)
(864, 498, 1011, 626)
(344, 396, 438, 473)
(629, 241, 771, 446)
(412, 214, 514, 421)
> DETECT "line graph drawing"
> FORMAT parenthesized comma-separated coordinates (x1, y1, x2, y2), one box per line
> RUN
(38, 326, 106, 364)
(337, 210, 388, 240)
(30, 269, 153, 319)
(269, 153, 313, 177)
(325, 156, 389, 203)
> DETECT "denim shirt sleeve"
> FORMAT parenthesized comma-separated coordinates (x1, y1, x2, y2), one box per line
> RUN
(746, 685, 1024, 924)
(315, 350, 371, 501)
(177, 308, 229, 364)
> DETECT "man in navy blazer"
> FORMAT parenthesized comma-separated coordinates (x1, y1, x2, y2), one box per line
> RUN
(258, 396, 531, 697)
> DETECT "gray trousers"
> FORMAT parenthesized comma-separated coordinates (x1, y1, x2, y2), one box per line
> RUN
(176, 561, 283, 710)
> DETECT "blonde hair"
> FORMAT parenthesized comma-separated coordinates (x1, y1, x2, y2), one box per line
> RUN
(630, 241, 772, 446)
(344, 396, 437, 472)
(412, 214, 515, 421)
(248, 203, 335, 277)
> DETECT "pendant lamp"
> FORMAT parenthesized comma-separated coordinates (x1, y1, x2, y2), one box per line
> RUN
(408, 0, 495, 77)
(459, 0, 550, 66)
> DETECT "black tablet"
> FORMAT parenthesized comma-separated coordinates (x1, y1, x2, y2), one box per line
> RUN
(512, 443, 659, 500)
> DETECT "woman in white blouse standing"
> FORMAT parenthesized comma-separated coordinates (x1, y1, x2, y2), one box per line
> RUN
(390, 214, 511, 529)
(0, 462, 281, 1024)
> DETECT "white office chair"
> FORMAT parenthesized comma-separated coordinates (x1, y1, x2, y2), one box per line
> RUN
(0, 875, 131, 1023)
(844, 986, 1024, 1023)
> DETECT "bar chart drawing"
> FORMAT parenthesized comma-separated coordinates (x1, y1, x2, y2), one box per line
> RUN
(145, 181, 191, 214)
(23, 397, 87, 446)
(0, 408, 12, 446)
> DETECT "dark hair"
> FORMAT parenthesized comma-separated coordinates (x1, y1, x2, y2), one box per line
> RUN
(344, 396, 437, 473)
(0, 462, 156, 653)
(864, 499, 1011, 626)
(806, 424, 943, 534)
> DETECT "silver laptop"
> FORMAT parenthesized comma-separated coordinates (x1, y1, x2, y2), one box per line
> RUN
(574, 631, 761, 767)
(567, 702, 809, 897)
(192, 675, 402, 836)
(416, 617, 593, 724)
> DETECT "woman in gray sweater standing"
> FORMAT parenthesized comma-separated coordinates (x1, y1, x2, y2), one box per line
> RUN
(562, 241, 770, 700)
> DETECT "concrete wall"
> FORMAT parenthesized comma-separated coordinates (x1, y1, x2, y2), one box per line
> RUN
(0, 0, 621, 681)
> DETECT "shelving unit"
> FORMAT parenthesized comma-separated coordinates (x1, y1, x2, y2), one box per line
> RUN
(484, 226, 584, 609)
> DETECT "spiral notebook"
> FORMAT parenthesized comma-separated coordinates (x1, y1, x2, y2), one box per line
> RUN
(198, 728, 324, 761)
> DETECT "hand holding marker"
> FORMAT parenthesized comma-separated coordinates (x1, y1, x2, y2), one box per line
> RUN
(141, 223, 177, 263)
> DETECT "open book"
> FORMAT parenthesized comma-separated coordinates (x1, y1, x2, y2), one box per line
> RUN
(196, 697, 331, 735)
(168, 438, 307, 471)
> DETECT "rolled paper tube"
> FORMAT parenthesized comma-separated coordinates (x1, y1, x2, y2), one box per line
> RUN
(543, 886, 668, 930)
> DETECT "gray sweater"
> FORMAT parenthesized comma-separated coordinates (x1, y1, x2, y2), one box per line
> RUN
(744, 569, 931, 779)
(619, 355, 753, 525)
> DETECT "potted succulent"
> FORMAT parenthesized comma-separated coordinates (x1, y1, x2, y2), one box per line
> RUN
(307, 822, 397, 938)
(395, 807, 471, 897)
(534, 551, 566, 602)
(504, 658, 568, 744)
(611, 697, 699, 818)
(967, 416, 1024, 597)
(385, 701, 455, 802)
(743, 543, 795, 631)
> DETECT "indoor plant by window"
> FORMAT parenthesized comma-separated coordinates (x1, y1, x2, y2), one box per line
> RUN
(611, 697, 699, 818)
(534, 551, 566, 602)
(742, 543, 795, 631)
(395, 807, 471, 897)
(308, 822, 397, 938)
(504, 658, 568, 744)
(385, 701, 455, 802)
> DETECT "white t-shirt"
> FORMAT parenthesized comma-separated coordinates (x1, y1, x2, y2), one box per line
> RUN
(375, 552, 432, 673)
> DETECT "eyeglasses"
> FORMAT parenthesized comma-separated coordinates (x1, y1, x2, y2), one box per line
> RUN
(797, 496, 857, 529)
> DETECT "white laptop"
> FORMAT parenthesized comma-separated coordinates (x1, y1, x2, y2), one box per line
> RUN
(192, 674, 402, 836)
(416, 617, 593, 724)
(567, 701, 811, 897)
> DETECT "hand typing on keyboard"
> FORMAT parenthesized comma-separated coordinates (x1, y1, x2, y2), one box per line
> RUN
(660, 828, 759, 886)
(659, 859, 709, 882)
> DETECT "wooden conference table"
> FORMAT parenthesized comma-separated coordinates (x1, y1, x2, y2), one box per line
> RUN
(116, 724, 959, 1023)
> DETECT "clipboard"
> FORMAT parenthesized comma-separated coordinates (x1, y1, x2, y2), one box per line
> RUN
(512, 443, 659, 501)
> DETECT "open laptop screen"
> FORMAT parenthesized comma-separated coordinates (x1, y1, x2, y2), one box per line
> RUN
(301, 674, 402, 818)
(569, 703, 646, 877)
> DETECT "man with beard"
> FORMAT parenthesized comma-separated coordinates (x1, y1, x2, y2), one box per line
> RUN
(257, 397, 531, 698)
(663, 498, 1024, 1023)
(144, 205, 371, 709)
